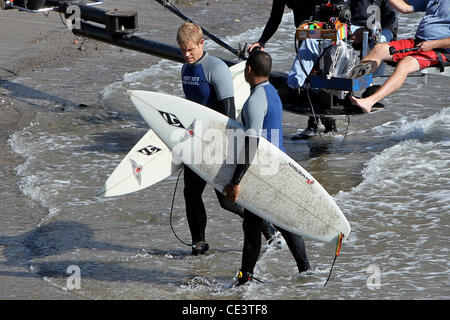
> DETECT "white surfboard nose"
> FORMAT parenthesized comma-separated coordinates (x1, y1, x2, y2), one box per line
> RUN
(128, 90, 149, 117)
(341, 223, 351, 243)
(128, 90, 147, 101)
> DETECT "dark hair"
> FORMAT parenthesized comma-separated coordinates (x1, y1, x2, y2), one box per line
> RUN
(246, 50, 272, 77)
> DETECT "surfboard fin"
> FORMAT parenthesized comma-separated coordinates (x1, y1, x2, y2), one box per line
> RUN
(130, 159, 143, 185)
(181, 119, 196, 142)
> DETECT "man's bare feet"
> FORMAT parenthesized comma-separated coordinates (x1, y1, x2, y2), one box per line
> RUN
(351, 96, 374, 113)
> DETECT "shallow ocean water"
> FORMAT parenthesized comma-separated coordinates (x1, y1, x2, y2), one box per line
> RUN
(1, 1, 449, 299)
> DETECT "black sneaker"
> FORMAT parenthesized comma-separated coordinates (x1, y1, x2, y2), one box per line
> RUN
(234, 270, 264, 286)
(191, 241, 209, 256)
(292, 126, 318, 140)
(322, 118, 337, 133)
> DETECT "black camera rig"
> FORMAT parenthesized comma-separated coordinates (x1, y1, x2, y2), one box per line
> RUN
(312, 0, 351, 28)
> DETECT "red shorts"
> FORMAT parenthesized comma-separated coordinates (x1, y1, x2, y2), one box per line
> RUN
(389, 39, 448, 69)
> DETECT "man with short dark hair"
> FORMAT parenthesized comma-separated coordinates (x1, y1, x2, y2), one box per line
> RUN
(223, 50, 310, 286)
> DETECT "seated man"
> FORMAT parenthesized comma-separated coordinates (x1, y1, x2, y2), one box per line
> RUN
(288, 0, 398, 138)
(349, 0, 398, 75)
(351, 0, 450, 113)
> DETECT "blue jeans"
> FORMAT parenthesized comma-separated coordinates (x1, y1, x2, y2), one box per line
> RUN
(287, 26, 394, 89)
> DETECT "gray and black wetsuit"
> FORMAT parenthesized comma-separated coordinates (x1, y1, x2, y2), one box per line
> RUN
(181, 53, 275, 246)
(233, 81, 310, 276)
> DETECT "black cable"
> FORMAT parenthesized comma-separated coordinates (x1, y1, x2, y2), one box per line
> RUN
(324, 254, 338, 287)
(58, 10, 67, 27)
(306, 88, 325, 145)
(294, 28, 337, 145)
(294, 29, 323, 142)
(341, 114, 350, 144)
(169, 167, 191, 247)
(324, 233, 344, 287)
(158, 0, 241, 58)
(294, 34, 310, 80)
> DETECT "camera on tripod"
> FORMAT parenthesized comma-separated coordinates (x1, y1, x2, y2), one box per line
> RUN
(312, 0, 351, 28)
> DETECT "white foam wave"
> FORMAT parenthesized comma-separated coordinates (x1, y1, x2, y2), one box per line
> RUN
(100, 59, 182, 102)
(337, 108, 450, 221)
(392, 107, 450, 141)
(8, 126, 36, 176)
(7, 124, 84, 224)
(205, 12, 294, 69)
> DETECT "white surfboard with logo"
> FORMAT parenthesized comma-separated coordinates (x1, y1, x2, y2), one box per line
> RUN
(128, 89, 351, 243)
(96, 129, 180, 197)
(98, 61, 249, 197)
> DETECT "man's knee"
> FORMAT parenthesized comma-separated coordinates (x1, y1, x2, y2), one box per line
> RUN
(395, 56, 421, 75)
(216, 190, 244, 217)
(373, 42, 391, 58)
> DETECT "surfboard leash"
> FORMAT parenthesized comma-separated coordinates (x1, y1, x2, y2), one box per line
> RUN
(324, 232, 345, 287)
(169, 167, 192, 247)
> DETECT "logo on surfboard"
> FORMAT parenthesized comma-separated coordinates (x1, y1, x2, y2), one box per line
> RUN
(288, 162, 314, 185)
(138, 145, 162, 156)
(159, 111, 185, 128)
(130, 159, 143, 185)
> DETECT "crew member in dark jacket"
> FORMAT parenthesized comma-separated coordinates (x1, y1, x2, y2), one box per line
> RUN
(248, 0, 319, 52)
(247, 0, 337, 136)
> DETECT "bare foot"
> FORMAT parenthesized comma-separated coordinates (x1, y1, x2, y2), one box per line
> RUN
(351, 96, 374, 113)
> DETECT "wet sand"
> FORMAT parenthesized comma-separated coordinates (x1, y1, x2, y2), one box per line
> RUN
(0, 2, 149, 299)
(0, 7, 82, 300)
(1, 1, 449, 302)
(0, 0, 269, 300)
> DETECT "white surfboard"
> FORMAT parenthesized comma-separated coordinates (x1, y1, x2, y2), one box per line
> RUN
(128, 90, 351, 244)
(98, 61, 249, 197)
(229, 60, 250, 112)
(96, 129, 180, 197)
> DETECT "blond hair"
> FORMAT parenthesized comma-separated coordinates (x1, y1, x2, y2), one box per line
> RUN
(176, 22, 203, 47)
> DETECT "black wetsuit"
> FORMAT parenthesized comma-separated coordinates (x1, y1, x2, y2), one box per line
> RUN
(258, 0, 318, 45)
(235, 81, 310, 281)
(181, 52, 275, 248)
